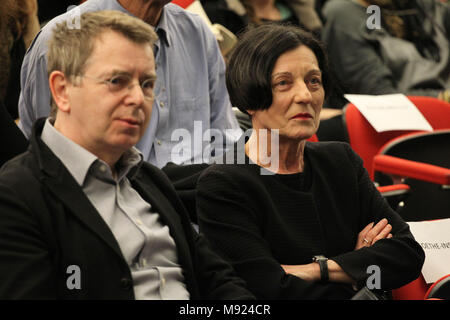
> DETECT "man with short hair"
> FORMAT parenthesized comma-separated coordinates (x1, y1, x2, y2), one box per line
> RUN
(18, 0, 242, 168)
(0, 11, 253, 300)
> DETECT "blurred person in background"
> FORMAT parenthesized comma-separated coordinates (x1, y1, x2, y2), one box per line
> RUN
(201, 0, 322, 37)
(0, 0, 33, 167)
(0, 0, 39, 119)
(321, 0, 450, 108)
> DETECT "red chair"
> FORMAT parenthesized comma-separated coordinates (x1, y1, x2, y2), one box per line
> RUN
(375, 131, 450, 299)
(343, 96, 450, 180)
(344, 96, 450, 299)
(344, 97, 450, 217)
(373, 129, 450, 221)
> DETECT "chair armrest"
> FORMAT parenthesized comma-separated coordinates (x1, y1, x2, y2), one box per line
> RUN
(376, 184, 410, 211)
(377, 184, 410, 197)
(373, 155, 450, 186)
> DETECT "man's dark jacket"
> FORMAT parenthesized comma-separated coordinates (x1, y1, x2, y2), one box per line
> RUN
(0, 119, 253, 300)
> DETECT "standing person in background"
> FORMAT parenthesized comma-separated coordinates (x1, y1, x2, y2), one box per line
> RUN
(18, 0, 242, 168)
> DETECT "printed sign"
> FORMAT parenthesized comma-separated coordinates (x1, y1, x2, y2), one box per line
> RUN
(344, 94, 433, 132)
(408, 218, 450, 283)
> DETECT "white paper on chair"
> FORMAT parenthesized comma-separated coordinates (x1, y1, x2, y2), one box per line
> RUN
(407, 218, 450, 283)
(344, 94, 433, 132)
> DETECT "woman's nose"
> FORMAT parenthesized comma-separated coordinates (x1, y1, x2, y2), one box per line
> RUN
(293, 80, 313, 105)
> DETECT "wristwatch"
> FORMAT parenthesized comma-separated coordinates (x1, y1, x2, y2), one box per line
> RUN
(312, 255, 329, 283)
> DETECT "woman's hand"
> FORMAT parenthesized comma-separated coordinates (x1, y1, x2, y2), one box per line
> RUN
(355, 218, 393, 250)
(281, 219, 394, 284)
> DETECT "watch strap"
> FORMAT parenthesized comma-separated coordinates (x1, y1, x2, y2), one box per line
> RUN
(313, 255, 329, 283)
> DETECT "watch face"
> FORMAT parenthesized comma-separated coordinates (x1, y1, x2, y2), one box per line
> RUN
(313, 255, 327, 262)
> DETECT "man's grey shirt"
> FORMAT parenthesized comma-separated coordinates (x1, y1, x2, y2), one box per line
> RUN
(41, 119, 190, 299)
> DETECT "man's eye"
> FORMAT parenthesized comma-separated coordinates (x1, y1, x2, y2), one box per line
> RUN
(142, 79, 155, 89)
(109, 75, 129, 88)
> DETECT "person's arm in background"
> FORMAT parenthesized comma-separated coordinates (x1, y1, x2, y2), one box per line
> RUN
(22, 0, 40, 49)
(18, 28, 52, 138)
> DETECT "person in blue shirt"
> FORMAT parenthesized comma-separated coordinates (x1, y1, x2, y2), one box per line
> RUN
(18, 0, 242, 168)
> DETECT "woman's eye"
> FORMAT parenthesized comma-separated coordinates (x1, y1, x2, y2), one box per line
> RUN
(273, 79, 291, 89)
(309, 77, 322, 85)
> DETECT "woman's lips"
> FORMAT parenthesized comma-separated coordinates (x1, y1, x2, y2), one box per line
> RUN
(291, 113, 313, 120)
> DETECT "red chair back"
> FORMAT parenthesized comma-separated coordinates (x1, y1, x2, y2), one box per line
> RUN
(344, 96, 450, 179)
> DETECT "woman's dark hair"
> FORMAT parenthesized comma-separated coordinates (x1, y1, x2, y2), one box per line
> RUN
(226, 23, 330, 114)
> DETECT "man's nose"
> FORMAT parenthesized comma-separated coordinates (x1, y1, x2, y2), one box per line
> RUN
(125, 81, 146, 106)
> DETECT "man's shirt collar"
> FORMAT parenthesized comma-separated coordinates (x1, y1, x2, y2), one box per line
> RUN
(40, 119, 142, 186)
(154, 5, 171, 47)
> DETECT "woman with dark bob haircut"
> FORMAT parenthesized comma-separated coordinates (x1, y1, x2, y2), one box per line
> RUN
(226, 23, 331, 115)
(196, 24, 424, 299)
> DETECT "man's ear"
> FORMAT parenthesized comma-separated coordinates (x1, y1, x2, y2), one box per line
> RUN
(49, 71, 71, 113)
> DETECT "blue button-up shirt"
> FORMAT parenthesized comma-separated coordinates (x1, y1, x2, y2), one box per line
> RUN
(18, 0, 242, 168)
